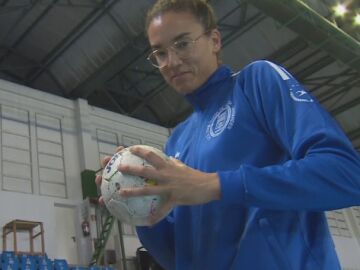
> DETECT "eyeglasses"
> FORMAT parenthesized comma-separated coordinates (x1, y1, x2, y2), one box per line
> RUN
(147, 31, 211, 69)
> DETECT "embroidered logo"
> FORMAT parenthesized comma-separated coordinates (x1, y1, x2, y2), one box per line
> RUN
(289, 82, 314, 103)
(206, 101, 235, 140)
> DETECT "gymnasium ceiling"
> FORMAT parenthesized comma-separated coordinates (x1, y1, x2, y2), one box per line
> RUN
(0, 0, 359, 150)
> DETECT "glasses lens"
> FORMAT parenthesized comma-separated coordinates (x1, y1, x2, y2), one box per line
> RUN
(173, 39, 193, 57)
(149, 50, 167, 68)
(147, 36, 198, 68)
(148, 53, 159, 67)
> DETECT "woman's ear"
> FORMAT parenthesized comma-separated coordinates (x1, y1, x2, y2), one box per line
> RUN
(211, 29, 222, 53)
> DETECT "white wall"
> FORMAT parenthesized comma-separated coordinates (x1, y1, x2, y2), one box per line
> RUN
(0, 78, 169, 265)
(0, 191, 55, 254)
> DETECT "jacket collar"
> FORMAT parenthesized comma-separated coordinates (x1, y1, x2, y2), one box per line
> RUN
(185, 65, 233, 111)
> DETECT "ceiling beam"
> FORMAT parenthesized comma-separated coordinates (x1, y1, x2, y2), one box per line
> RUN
(0, 70, 24, 82)
(331, 93, 360, 116)
(348, 127, 360, 141)
(303, 68, 354, 93)
(221, 12, 266, 47)
(248, 0, 360, 74)
(129, 82, 169, 117)
(269, 37, 308, 65)
(108, 69, 162, 98)
(318, 76, 359, 103)
(0, 0, 58, 67)
(26, 0, 118, 85)
(0, 1, 39, 44)
(295, 55, 334, 81)
(69, 33, 149, 99)
(0, 45, 67, 94)
(0, 46, 43, 70)
(99, 88, 127, 114)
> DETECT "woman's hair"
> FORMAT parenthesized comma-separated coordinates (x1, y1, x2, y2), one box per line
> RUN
(145, 0, 218, 33)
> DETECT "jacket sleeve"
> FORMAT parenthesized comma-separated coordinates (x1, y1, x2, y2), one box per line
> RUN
(136, 214, 175, 270)
(218, 60, 360, 211)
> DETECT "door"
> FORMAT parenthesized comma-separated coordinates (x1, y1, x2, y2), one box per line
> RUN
(54, 204, 78, 264)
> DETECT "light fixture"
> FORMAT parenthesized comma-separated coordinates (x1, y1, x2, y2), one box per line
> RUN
(354, 14, 360, 26)
(333, 3, 348, 17)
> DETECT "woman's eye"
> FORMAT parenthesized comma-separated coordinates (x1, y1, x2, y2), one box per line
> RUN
(175, 40, 191, 50)
(155, 50, 167, 59)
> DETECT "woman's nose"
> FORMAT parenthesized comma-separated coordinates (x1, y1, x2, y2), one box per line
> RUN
(166, 49, 183, 68)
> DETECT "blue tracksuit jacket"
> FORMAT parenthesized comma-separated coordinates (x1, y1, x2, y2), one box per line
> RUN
(136, 61, 360, 270)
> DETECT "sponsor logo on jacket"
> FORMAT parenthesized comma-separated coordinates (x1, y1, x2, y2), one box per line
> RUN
(289, 82, 314, 103)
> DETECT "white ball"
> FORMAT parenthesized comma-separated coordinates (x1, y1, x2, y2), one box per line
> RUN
(101, 145, 168, 226)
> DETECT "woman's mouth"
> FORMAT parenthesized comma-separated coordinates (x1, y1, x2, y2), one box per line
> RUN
(171, 72, 190, 81)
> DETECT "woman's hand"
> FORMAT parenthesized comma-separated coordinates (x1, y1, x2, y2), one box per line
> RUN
(118, 145, 221, 225)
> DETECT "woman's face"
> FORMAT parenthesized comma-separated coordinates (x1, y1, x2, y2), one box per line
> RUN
(147, 11, 221, 95)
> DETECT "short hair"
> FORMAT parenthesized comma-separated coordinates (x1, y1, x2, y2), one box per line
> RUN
(145, 0, 218, 33)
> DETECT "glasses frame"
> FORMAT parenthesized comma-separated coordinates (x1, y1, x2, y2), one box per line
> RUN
(147, 30, 212, 69)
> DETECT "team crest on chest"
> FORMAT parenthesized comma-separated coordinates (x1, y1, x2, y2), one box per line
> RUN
(206, 101, 235, 140)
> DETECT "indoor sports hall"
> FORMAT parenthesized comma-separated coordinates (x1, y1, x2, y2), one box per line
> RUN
(0, 0, 359, 269)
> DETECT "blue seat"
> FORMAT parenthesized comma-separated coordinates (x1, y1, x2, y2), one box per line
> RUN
(38, 264, 54, 270)
(1, 252, 15, 263)
(53, 259, 69, 270)
(89, 267, 101, 270)
(19, 254, 36, 270)
(2, 260, 19, 270)
(35, 256, 53, 270)
(21, 264, 36, 270)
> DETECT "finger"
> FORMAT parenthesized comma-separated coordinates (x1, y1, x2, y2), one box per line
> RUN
(148, 199, 174, 226)
(169, 156, 184, 165)
(118, 163, 163, 183)
(120, 164, 167, 185)
(130, 146, 166, 169)
(101, 156, 112, 168)
(95, 175, 102, 187)
(119, 185, 167, 198)
(115, 146, 125, 153)
(98, 196, 105, 206)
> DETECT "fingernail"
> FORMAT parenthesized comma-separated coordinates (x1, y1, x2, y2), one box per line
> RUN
(130, 146, 139, 152)
(119, 189, 127, 196)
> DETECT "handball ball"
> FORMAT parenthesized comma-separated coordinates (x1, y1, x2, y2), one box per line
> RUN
(101, 145, 169, 226)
